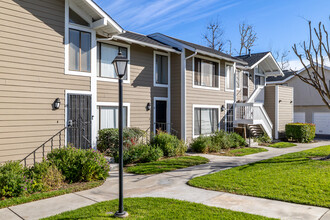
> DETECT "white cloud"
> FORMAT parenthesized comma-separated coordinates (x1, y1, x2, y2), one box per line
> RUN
(287, 58, 330, 71)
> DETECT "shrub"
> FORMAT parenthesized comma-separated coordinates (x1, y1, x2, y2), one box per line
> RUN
(228, 132, 247, 148)
(212, 130, 231, 149)
(47, 147, 110, 183)
(190, 136, 214, 153)
(28, 161, 64, 192)
(151, 132, 187, 157)
(254, 134, 272, 144)
(285, 123, 316, 143)
(0, 161, 31, 198)
(97, 127, 145, 156)
(115, 144, 164, 165)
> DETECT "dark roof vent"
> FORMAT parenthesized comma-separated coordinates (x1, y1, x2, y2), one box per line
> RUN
(249, 49, 251, 57)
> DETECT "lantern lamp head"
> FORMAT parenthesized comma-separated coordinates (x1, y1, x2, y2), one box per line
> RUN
(146, 102, 151, 111)
(112, 52, 129, 79)
(221, 105, 225, 112)
(53, 98, 61, 110)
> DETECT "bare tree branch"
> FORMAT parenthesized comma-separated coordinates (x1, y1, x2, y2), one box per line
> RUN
(292, 21, 330, 109)
(239, 22, 257, 55)
(202, 18, 226, 51)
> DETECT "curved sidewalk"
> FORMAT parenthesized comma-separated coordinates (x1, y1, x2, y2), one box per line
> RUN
(1, 140, 330, 220)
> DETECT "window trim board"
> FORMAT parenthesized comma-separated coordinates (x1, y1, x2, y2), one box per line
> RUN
(192, 55, 221, 91)
(192, 104, 221, 138)
(153, 51, 170, 88)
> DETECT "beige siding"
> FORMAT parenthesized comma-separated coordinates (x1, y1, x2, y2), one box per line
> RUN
(264, 86, 276, 137)
(185, 50, 237, 141)
(278, 86, 294, 138)
(97, 44, 168, 133)
(0, 0, 91, 163)
(170, 53, 181, 138)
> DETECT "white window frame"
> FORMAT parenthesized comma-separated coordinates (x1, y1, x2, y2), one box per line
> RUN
(224, 100, 234, 132)
(97, 102, 131, 132)
(96, 41, 131, 84)
(242, 71, 249, 100)
(225, 62, 236, 92)
(153, 97, 171, 134)
(153, 51, 170, 87)
(192, 104, 220, 138)
(65, 0, 96, 77)
(192, 55, 220, 91)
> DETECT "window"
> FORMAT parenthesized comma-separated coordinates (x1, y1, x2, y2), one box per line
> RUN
(155, 54, 168, 85)
(226, 103, 234, 132)
(69, 29, 91, 72)
(225, 64, 235, 90)
(194, 108, 218, 136)
(194, 58, 219, 88)
(69, 9, 90, 27)
(255, 75, 265, 88)
(99, 106, 127, 129)
(98, 43, 128, 80)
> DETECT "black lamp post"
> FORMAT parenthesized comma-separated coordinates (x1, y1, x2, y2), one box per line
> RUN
(112, 52, 129, 218)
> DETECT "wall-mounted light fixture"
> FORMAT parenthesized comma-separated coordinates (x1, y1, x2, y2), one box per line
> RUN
(221, 105, 225, 112)
(290, 100, 293, 104)
(279, 100, 282, 103)
(53, 98, 61, 110)
(146, 103, 151, 111)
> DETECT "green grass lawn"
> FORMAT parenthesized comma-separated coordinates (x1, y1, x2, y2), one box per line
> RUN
(189, 145, 330, 208)
(221, 147, 268, 156)
(268, 142, 297, 148)
(0, 181, 104, 209)
(125, 156, 209, 175)
(42, 197, 276, 220)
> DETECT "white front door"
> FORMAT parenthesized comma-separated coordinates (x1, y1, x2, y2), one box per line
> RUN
(313, 112, 330, 135)
(294, 112, 305, 123)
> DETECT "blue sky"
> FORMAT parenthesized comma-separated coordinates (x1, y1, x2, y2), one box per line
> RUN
(95, 0, 330, 63)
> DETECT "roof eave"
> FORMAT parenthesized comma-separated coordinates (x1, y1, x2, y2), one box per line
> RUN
(195, 49, 248, 65)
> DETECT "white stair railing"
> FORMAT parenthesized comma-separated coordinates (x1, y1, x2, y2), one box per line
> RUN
(235, 103, 273, 139)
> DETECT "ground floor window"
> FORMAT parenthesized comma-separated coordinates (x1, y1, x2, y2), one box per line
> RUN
(194, 108, 219, 136)
(99, 106, 127, 129)
(226, 103, 234, 132)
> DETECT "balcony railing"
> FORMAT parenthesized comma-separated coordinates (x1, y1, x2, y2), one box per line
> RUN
(235, 103, 273, 138)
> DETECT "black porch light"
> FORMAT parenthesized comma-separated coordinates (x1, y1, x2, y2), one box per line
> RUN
(221, 105, 225, 112)
(112, 51, 129, 218)
(53, 98, 61, 110)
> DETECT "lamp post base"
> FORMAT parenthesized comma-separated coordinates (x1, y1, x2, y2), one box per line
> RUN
(114, 211, 129, 218)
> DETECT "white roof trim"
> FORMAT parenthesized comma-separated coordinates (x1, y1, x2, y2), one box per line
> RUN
(249, 52, 284, 76)
(83, 0, 123, 34)
(109, 36, 181, 54)
(266, 64, 330, 84)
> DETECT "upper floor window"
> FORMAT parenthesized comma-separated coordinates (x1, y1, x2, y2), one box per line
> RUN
(98, 43, 128, 80)
(155, 54, 169, 85)
(255, 75, 265, 87)
(69, 29, 91, 72)
(69, 8, 90, 27)
(194, 58, 219, 88)
(225, 64, 235, 90)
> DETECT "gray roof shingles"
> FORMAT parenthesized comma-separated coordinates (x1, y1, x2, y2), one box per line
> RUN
(266, 70, 294, 82)
(118, 31, 175, 50)
(235, 52, 270, 67)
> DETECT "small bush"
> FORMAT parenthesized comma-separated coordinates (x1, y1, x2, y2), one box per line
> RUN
(47, 147, 110, 183)
(116, 144, 163, 165)
(228, 132, 247, 148)
(28, 161, 64, 192)
(190, 136, 214, 153)
(151, 132, 187, 157)
(285, 123, 316, 143)
(97, 128, 145, 156)
(254, 134, 272, 144)
(0, 161, 30, 198)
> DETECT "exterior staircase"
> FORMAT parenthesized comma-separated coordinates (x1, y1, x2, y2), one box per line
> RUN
(248, 124, 265, 137)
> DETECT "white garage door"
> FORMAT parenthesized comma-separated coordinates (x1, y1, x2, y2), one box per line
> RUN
(294, 112, 305, 123)
(313, 113, 330, 135)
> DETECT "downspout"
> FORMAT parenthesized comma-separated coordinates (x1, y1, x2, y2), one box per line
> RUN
(233, 62, 237, 124)
(181, 50, 197, 141)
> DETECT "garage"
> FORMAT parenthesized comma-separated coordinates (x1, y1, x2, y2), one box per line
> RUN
(294, 112, 305, 123)
(313, 113, 330, 135)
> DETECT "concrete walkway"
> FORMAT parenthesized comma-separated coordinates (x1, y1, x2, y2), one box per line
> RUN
(1, 140, 330, 220)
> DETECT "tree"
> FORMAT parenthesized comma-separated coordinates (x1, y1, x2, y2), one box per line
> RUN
(203, 19, 226, 51)
(274, 50, 290, 70)
(292, 21, 330, 109)
(239, 22, 257, 55)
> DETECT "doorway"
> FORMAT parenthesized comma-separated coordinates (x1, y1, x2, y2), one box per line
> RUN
(154, 98, 168, 133)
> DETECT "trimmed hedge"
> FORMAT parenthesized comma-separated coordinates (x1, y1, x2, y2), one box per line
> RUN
(285, 123, 315, 143)
(151, 132, 187, 157)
